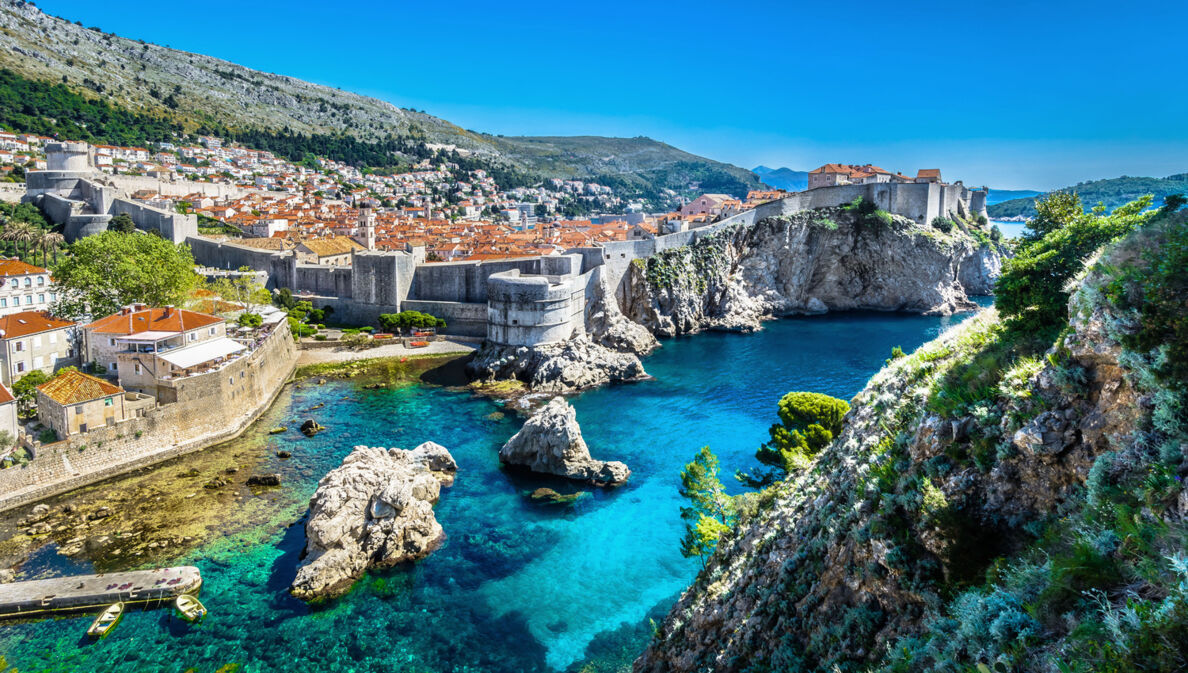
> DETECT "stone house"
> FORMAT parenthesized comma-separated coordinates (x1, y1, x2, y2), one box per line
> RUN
(82, 304, 226, 376)
(295, 236, 364, 266)
(35, 369, 129, 438)
(0, 259, 57, 316)
(915, 168, 942, 184)
(679, 194, 739, 217)
(0, 310, 78, 386)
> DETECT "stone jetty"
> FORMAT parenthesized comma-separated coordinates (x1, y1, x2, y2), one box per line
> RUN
(0, 565, 202, 618)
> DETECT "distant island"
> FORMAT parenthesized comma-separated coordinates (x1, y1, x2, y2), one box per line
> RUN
(989, 173, 1188, 218)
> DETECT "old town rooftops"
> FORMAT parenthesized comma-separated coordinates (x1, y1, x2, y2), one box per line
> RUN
(85, 304, 223, 336)
(0, 311, 74, 339)
(37, 369, 123, 405)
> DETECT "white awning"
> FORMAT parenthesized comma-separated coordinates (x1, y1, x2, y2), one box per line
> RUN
(158, 337, 247, 369)
(116, 331, 179, 343)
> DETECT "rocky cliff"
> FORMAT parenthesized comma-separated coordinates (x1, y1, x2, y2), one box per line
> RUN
(622, 207, 1003, 337)
(636, 214, 1188, 672)
(291, 442, 457, 601)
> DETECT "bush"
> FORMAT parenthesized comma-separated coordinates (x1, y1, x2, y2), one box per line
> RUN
(38, 428, 58, 444)
(996, 194, 1153, 335)
(314, 334, 327, 341)
(237, 312, 262, 328)
(931, 216, 955, 233)
(755, 391, 850, 475)
(378, 311, 446, 332)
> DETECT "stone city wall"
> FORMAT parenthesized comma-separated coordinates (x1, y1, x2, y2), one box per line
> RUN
(0, 321, 298, 512)
(486, 268, 591, 346)
(108, 198, 198, 244)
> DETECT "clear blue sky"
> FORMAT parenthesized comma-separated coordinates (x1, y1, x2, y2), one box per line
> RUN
(34, 0, 1188, 190)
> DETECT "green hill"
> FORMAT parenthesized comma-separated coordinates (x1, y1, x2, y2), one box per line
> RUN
(0, 0, 759, 203)
(989, 174, 1188, 218)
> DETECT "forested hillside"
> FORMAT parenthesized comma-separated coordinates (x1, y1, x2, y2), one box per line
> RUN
(989, 173, 1188, 218)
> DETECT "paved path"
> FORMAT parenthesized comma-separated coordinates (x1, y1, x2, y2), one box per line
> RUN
(0, 566, 202, 617)
(296, 338, 476, 366)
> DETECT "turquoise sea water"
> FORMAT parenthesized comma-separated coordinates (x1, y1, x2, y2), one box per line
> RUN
(1, 309, 979, 672)
(990, 219, 1028, 239)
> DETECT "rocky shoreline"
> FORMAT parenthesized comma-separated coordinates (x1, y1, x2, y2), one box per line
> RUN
(499, 397, 630, 485)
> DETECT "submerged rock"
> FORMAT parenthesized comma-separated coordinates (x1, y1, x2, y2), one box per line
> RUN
(529, 487, 589, 505)
(500, 397, 629, 485)
(300, 419, 325, 437)
(247, 473, 281, 487)
(290, 442, 458, 601)
(467, 336, 647, 393)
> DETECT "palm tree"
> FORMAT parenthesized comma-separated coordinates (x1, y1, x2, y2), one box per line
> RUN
(0, 221, 36, 261)
(37, 231, 64, 267)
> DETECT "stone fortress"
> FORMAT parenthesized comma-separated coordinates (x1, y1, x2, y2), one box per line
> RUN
(23, 144, 988, 349)
(24, 142, 199, 243)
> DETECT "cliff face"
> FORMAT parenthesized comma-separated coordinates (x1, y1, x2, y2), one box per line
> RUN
(636, 219, 1188, 672)
(621, 208, 1003, 337)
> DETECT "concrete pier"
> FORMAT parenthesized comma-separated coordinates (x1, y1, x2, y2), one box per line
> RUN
(0, 565, 202, 618)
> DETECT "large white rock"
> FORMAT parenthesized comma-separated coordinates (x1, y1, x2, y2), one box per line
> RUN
(499, 397, 629, 485)
(290, 441, 457, 601)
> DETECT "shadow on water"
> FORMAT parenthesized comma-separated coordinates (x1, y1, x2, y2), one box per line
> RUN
(419, 352, 474, 387)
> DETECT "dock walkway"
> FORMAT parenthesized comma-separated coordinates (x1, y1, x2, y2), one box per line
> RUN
(0, 565, 202, 618)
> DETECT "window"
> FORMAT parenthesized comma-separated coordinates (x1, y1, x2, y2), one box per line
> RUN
(109, 338, 115, 347)
(134, 363, 142, 375)
(109, 362, 117, 372)
(0, 299, 5, 308)
(104, 397, 113, 407)
(37, 276, 44, 286)
(37, 294, 44, 303)
(22, 278, 29, 287)
(209, 327, 216, 336)
(15, 362, 24, 373)
(23, 295, 31, 305)
(75, 405, 83, 415)
(14, 341, 22, 352)
(189, 333, 197, 342)
(7, 279, 15, 289)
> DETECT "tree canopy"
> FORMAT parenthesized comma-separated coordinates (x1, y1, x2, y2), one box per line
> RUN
(51, 232, 199, 320)
(679, 446, 735, 562)
(751, 391, 850, 481)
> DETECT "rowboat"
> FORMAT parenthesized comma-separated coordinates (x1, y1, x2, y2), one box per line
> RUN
(268, 426, 287, 434)
(174, 594, 207, 622)
(86, 602, 123, 638)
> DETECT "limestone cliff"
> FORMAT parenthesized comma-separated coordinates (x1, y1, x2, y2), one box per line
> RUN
(636, 216, 1188, 672)
(500, 397, 630, 485)
(467, 336, 649, 393)
(622, 207, 1004, 337)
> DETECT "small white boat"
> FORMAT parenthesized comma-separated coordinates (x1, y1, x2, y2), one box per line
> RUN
(86, 602, 124, 638)
(174, 594, 206, 623)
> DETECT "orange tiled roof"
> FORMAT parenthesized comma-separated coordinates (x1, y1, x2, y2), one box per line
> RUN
(0, 311, 74, 339)
(37, 369, 123, 405)
(298, 236, 364, 257)
(0, 259, 47, 277)
(0, 384, 13, 405)
(86, 306, 223, 335)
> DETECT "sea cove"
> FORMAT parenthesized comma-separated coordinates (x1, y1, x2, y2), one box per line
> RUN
(0, 309, 978, 672)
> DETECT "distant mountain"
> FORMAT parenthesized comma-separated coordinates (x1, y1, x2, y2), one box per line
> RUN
(0, 0, 760, 201)
(752, 166, 809, 191)
(985, 188, 1042, 206)
(988, 174, 1188, 219)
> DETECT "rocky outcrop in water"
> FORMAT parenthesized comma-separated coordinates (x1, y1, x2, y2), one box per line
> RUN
(622, 208, 1005, 337)
(467, 336, 648, 393)
(290, 442, 457, 601)
(500, 397, 630, 485)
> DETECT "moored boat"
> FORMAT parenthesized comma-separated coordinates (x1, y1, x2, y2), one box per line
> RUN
(268, 426, 287, 434)
(174, 594, 206, 622)
(86, 602, 123, 638)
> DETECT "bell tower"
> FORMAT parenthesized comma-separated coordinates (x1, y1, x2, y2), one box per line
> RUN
(356, 204, 376, 250)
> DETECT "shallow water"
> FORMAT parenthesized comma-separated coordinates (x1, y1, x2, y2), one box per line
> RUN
(0, 309, 979, 672)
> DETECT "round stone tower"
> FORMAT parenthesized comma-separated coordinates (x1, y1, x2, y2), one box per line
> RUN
(44, 141, 92, 172)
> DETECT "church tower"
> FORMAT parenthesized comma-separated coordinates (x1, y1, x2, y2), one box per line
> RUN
(356, 204, 376, 250)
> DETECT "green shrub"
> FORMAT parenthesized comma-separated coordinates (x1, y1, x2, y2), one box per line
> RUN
(996, 194, 1153, 335)
(38, 428, 57, 444)
(754, 391, 850, 476)
(931, 216, 955, 233)
(236, 312, 262, 328)
(314, 334, 327, 341)
(377, 311, 446, 332)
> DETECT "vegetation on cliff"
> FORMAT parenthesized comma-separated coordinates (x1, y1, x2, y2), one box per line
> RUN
(988, 173, 1188, 219)
(640, 194, 1188, 672)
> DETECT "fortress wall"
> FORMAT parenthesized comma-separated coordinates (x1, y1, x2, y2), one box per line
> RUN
(187, 236, 294, 289)
(408, 256, 561, 304)
(0, 321, 297, 512)
(295, 263, 352, 299)
(40, 192, 81, 225)
(108, 199, 197, 243)
(401, 300, 488, 337)
(106, 174, 289, 201)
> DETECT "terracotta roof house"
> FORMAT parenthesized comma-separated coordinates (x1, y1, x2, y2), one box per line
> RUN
(35, 369, 129, 438)
(0, 258, 55, 317)
(915, 168, 942, 183)
(83, 304, 227, 376)
(295, 236, 364, 266)
(0, 310, 78, 387)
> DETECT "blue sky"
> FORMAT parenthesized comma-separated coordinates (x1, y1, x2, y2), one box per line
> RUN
(35, 0, 1188, 190)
